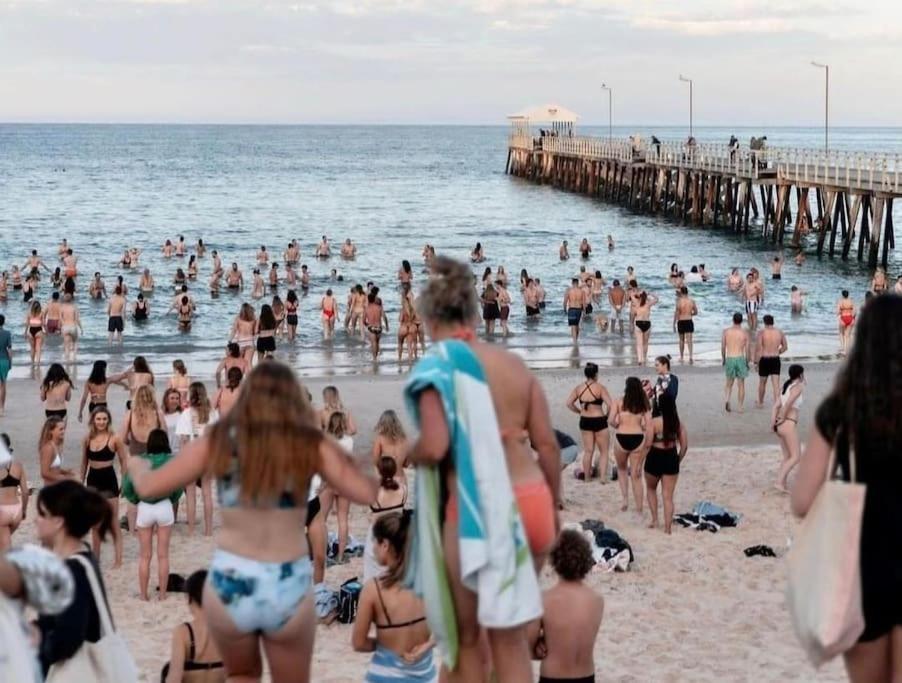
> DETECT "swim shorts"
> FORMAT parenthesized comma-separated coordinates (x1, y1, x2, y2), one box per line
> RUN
(567, 308, 583, 326)
(676, 320, 694, 335)
(107, 316, 124, 333)
(758, 356, 781, 377)
(724, 356, 749, 380)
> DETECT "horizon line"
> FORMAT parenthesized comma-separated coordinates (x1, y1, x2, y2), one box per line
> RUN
(0, 121, 898, 129)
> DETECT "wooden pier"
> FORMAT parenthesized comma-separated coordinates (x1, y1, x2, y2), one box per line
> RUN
(506, 134, 900, 268)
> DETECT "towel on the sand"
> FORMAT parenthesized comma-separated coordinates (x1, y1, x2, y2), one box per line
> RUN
(404, 340, 542, 669)
(674, 501, 741, 533)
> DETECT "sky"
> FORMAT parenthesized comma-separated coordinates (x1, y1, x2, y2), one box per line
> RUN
(1, 0, 901, 125)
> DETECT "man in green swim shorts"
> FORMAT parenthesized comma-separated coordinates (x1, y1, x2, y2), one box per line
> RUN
(722, 312, 749, 413)
(0, 314, 11, 416)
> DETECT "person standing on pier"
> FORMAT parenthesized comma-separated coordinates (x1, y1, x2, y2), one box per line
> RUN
(754, 315, 788, 407)
(673, 286, 698, 363)
(564, 278, 587, 343)
(722, 313, 749, 413)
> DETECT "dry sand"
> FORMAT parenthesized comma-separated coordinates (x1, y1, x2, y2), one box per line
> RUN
(0, 361, 847, 681)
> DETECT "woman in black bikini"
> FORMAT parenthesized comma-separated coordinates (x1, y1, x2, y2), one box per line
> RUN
(285, 289, 299, 341)
(565, 363, 613, 483)
(644, 393, 688, 534)
(255, 304, 277, 362)
(163, 570, 225, 683)
(363, 457, 407, 582)
(133, 293, 149, 322)
(79, 406, 128, 566)
(353, 511, 436, 681)
(481, 283, 500, 337)
(610, 377, 653, 513)
(633, 291, 658, 366)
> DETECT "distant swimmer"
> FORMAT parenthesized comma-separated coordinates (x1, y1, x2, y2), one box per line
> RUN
(284, 240, 300, 265)
(24, 249, 50, 274)
(870, 266, 888, 294)
(211, 250, 222, 274)
(268, 263, 280, 290)
(132, 293, 149, 323)
(559, 240, 570, 260)
(300, 264, 310, 290)
(315, 235, 331, 259)
(225, 263, 243, 291)
(320, 288, 338, 339)
(722, 312, 749, 413)
(563, 278, 587, 343)
(470, 241, 485, 263)
(195, 238, 206, 258)
(794, 250, 805, 266)
(89, 272, 107, 300)
(673, 286, 698, 363)
(535, 278, 546, 309)
(209, 268, 222, 295)
(340, 239, 357, 259)
(250, 269, 265, 299)
(57, 238, 70, 259)
(176, 296, 194, 332)
(579, 238, 592, 259)
(607, 234, 615, 250)
(256, 245, 269, 265)
(524, 278, 540, 317)
(754, 314, 788, 407)
(698, 263, 710, 281)
(790, 285, 806, 313)
(62, 249, 78, 279)
(685, 265, 703, 283)
(727, 267, 742, 291)
(836, 289, 856, 356)
(139, 269, 154, 294)
(771, 255, 783, 280)
(496, 279, 511, 338)
(162, 239, 174, 257)
(175, 235, 186, 257)
(107, 286, 126, 344)
(186, 254, 197, 279)
(608, 279, 625, 333)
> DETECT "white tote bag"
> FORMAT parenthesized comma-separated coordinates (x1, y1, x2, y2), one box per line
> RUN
(786, 436, 866, 667)
(46, 555, 138, 683)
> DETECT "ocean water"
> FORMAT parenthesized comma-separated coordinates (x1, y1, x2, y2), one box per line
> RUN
(0, 124, 899, 379)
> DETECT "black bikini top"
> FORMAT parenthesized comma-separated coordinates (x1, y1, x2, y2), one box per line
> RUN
(86, 437, 116, 463)
(182, 622, 224, 672)
(373, 580, 426, 630)
(579, 382, 605, 408)
(0, 467, 19, 488)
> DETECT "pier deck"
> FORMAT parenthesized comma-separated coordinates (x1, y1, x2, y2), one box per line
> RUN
(507, 134, 899, 267)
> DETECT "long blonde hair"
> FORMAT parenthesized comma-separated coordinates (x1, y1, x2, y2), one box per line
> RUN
(322, 386, 342, 412)
(375, 410, 405, 442)
(39, 416, 65, 447)
(188, 382, 211, 425)
(132, 386, 158, 425)
(208, 363, 322, 505)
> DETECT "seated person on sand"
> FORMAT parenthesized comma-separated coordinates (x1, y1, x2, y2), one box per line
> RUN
(529, 529, 604, 683)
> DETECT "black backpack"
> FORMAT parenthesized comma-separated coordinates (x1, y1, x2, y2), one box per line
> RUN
(337, 577, 362, 624)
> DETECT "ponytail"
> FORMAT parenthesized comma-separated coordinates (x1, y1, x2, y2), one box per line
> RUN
(782, 364, 805, 394)
(373, 510, 413, 587)
(38, 480, 113, 541)
(377, 456, 400, 491)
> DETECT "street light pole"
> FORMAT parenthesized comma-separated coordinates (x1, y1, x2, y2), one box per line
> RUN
(679, 74, 693, 138)
(601, 84, 612, 141)
(811, 61, 829, 153)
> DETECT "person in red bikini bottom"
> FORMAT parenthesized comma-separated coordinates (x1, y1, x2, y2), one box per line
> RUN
(836, 289, 856, 356)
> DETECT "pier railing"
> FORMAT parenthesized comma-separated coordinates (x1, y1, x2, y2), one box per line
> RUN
(509, 133, 902, 191)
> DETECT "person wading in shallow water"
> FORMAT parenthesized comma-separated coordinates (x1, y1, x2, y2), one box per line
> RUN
(722, 312, 749, 413)
(563, 278, 586, 343)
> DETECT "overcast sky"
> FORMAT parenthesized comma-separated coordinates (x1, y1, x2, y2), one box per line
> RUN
(1, 0, 900, 124)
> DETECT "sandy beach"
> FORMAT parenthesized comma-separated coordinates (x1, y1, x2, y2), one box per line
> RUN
(1, 361, 846, 681)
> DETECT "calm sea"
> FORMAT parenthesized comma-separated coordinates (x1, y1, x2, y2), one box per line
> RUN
(0, 124, 899, 379)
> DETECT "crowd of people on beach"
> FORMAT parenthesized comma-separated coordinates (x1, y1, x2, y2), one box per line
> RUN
(0, 234, 901, 682)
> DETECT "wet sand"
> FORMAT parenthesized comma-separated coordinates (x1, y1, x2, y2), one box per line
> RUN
(0, 361, 845, 681)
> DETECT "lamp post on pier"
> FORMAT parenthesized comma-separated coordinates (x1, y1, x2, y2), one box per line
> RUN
(811, 61, 829, 154)
(679, 74, 693, 139)
(601, 83, 612, 141)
